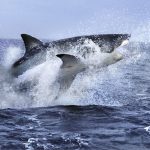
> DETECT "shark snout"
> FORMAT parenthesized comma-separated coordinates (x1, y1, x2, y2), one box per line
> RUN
(121, 39, 129, 47)
(120, 34, 131, 47)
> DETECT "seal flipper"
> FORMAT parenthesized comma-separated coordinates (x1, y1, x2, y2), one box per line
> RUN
(21, 34, 43, 52)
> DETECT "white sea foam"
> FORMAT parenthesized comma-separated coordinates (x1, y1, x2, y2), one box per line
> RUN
(2, 46, 24, 69)
(144, 126, 150, 134)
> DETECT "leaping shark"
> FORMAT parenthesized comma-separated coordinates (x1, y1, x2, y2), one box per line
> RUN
(11, 33, 130, 96)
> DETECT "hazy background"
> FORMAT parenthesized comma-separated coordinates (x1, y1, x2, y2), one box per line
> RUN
(0, 0, 150, 39)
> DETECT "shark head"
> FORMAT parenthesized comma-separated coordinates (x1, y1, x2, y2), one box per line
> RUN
(93, 34, 131, 53)
(119, 34, 130, 47)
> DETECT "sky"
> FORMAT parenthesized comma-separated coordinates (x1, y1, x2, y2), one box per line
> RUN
(0, 0, 150, 39)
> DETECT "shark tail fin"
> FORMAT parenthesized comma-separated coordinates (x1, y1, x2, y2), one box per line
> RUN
(21, 34, 43, 52)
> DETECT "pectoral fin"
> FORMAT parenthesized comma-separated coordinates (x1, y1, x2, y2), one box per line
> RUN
(56, 54, 84, 68)
(56, 54, 86, 97)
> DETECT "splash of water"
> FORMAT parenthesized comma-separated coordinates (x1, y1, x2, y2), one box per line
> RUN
(0, 35, 146, 109)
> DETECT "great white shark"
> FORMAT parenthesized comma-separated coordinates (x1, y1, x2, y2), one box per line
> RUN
(11, 33, 130, 97)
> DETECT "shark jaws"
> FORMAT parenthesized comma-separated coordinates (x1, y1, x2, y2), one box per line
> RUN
(11, 33, 130, 98)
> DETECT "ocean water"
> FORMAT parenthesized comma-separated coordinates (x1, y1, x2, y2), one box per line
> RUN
(0, 37, 150, 150)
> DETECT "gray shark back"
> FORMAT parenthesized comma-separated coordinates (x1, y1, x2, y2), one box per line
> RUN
(20, 33, 131, 55)
(47, 34, 131, 53)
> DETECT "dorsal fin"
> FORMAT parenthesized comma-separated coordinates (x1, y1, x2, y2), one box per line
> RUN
(56, 54, 82, 68)
(21, 34, 43, 52)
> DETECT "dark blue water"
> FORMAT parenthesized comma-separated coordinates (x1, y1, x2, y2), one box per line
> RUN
(0, 39, 150, 150)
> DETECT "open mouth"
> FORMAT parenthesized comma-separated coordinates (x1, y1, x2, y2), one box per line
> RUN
(120, 39, 129, 47)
